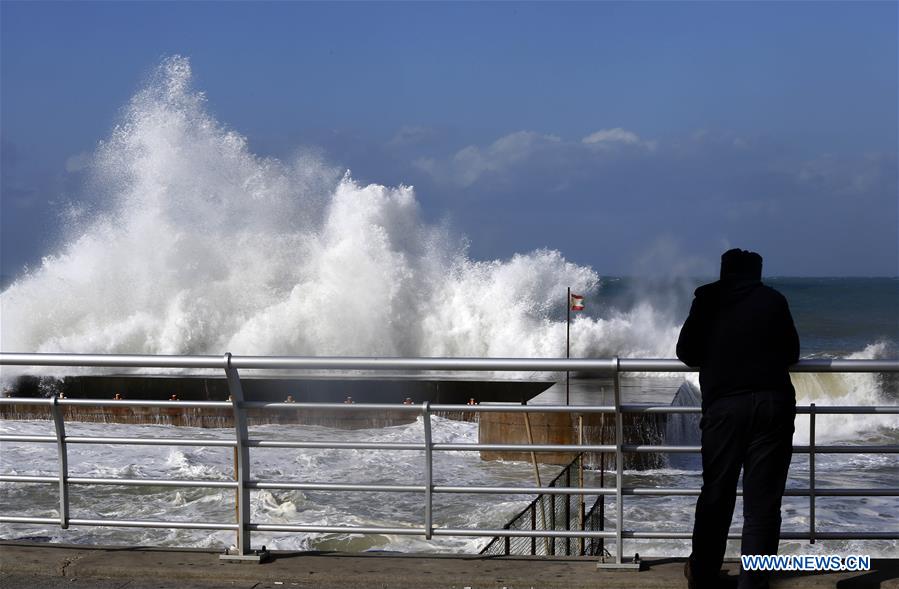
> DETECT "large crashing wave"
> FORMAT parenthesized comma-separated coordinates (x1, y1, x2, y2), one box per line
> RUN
(0, 56, 679, 365)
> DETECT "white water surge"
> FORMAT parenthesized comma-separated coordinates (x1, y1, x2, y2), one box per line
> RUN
(0, 56, 678, 371)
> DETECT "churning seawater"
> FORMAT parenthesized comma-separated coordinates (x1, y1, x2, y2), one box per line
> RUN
(0, 56, 896, 556)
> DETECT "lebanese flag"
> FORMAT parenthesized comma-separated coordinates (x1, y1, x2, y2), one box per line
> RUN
(570, 293, 584, 311)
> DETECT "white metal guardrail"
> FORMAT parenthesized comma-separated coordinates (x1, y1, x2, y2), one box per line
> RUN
(0, 353, 897, 565)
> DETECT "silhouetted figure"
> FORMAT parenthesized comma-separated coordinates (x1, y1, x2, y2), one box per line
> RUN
(677, 249, 799, 589)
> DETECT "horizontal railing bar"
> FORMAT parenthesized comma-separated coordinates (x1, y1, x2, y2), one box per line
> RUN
(0, 398, 230, 409)
(235, 357, 621, 372)
(0, 516, 59, 524)
(794, 445, 899, 454)
(795, 407, 899, 415)
(66, 437, 236, 447)
(0, 516, 238, 530)
(0, 475, 235, 488)
(248, 481, 425, 493)
(250, 524, 427, 534)
(0, 398, 53, 406)
(614, 404, 899, 415)
(430, 404, 616, 413)
(433, 485, 612, 495)
(65, 477, 237, 488)
(618, 358, 898, 373)
(0, 353, 617, 372)
(0, 475, 57, 483)
(429, 443, 899, 454)
(785, 488, 899, 497)
(617, 359, 690, 372)
(623, 445, 899, 454)
(437, 485, 899, 497)
(616, 445, 899, 454)
(624, 445, 700, 453)
(0, 353, 224, 368)
(59, 400, 229, 409)
(619, 405, 699, 413)
(432, 443, 615, 452)
(624, 487, 899, 497)
(433, 528, 617, 539)
(243, 401, 423, 411)
(623, 531, 899, 540)
(248, 523, 619, 539)
(784, 359, 899, 373)
(61, 400, 233, 409)
(2, 353, 896, 373)
(0, 435, 234, 447)
(0, 435, 57, 443)
(780, 532, 899, 540)
(248, 440, 424, 450)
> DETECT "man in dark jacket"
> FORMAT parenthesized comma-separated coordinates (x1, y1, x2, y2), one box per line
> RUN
(677, 249, 800, 589)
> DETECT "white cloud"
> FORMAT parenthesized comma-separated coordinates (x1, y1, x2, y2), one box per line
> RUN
(581, 127, 657, 152)
(447, 131, 561, 187)
(581, 127, 641, 145)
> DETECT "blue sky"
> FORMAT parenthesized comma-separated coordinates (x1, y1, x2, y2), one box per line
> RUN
(2, 1, 897, 278)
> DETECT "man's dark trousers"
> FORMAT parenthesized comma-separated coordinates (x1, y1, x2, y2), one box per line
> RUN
(691, 390, 795, 589)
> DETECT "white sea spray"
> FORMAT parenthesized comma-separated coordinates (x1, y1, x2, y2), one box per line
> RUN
(0, 56, 678, 372)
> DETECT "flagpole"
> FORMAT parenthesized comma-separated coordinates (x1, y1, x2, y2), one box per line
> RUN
(566, 287, 570, 406)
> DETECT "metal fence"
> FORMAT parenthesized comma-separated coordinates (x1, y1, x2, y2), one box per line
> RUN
(479, 452, 612, 558)
(1, 353, 897, 566)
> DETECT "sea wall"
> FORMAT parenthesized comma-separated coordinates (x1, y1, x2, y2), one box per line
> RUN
(0, 374, 528, 429)
(479, 411, 666, 468)
(0, 402, 461, 429)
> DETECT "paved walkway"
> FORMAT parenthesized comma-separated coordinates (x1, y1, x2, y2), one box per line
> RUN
(1, 542, 896, 588)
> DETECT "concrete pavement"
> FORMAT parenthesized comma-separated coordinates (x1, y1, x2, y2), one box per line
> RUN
(1, 542, 896, 588)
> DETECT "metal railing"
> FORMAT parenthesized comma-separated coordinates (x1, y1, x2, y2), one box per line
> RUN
(480, 453, 609, 557)
(1, 353, 898, 565)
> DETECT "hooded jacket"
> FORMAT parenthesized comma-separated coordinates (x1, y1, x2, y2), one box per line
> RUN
(676, 250, 800, 409)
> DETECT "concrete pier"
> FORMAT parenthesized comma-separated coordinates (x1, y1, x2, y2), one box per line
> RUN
(1, 542, 895, 588)
(0, 375, 552, 429)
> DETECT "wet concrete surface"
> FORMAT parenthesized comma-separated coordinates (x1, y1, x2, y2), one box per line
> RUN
(1, 542, 896, 588)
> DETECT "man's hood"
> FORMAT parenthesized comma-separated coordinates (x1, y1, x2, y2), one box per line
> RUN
(694, 277, 763, 305)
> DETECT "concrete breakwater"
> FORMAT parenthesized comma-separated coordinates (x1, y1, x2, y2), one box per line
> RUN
(0, 401, 445, 429)
(479, 410, 666, 468)
(1, 374, 550, 428)
(2, 375, 675, 468)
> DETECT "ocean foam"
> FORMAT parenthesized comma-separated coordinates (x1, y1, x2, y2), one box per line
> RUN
(0, 56, 677, 380)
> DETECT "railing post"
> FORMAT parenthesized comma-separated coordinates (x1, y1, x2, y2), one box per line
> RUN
(550, 492, 556, 555)
(50, 396, 69, 530)
(422, 401, 433, 540)
(597, 357, 639, 569)
(530, 503, 537, 555)
(578, 419, 585, 557)
(220, 353, 267, 562)
(614, 360, 623, 563)
(565, 466, 571, 555)
(809, 403, 816, 545)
